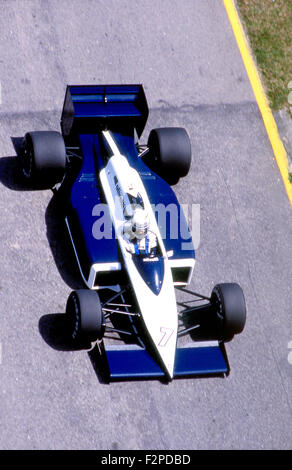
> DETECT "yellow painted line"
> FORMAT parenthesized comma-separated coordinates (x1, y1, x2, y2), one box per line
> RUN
(223, 0, 292, 206)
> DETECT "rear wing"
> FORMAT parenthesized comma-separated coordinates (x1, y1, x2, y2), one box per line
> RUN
(61, 84, 149, 140)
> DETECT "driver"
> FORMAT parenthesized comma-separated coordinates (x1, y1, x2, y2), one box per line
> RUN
(123, 207, 157, 255)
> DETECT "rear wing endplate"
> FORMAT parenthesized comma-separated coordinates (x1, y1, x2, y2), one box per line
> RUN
(102, 342, 229, 381)
(61, 84, 149, 139)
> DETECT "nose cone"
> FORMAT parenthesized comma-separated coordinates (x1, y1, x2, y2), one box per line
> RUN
(158, 345, 176, 380)
(132, 255, 164, 295)
(164, 364, 174, 381)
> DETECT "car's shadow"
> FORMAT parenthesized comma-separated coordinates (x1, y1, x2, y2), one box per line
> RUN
(0, 138, 32, 191)
(0, 138, 83, 289)
(0, 138, 56, 191)
(38, 313, 110, 383)
(44, 191, 84, 290)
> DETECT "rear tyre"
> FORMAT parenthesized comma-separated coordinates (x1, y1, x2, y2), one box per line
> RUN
(211, 283, 246, 342)
(147, 127, 191, 184)
(66, 290, 105, 343)
(21, 131, 66, 187)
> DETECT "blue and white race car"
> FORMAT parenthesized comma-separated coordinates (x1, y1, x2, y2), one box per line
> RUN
(20, 85, 246, 381)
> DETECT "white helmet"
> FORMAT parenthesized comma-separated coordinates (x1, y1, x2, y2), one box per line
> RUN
(131, 207, 150, 239)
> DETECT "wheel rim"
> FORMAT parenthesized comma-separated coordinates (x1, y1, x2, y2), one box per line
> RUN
(211, 287, 224, 326)
(211, 286, 234, 341)
(66, 293, 80, 340)
(22, 140, 33, 178)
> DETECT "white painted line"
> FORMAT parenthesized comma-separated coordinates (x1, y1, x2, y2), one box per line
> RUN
(288, 340, 292, 365)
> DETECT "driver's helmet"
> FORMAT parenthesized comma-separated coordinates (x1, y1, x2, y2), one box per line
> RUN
(131, 207, 150, 239)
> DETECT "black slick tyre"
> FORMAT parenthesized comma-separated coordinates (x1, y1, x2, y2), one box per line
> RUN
(22, 131, 66, 187)
(147, 127, 191, 184)
(211, 283, 246, 342)
(66, 289, 105, 343)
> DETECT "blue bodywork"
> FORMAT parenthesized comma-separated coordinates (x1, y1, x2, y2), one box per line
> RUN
(62, 85, 195, 284)
(66, 129, 194, 284)
(132, 254, 164, 295)
(105, 344, 229, 380)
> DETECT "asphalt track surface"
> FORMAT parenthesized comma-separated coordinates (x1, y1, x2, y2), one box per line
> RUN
(0, 0, 291, 450)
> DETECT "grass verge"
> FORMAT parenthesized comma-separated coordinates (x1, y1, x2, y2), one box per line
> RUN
(237, 0, 292, 113)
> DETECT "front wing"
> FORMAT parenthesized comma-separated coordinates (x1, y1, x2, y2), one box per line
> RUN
(98, 341, 229, 381)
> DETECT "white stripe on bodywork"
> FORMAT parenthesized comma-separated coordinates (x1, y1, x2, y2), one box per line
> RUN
(88, 262, 122, 288)
(103, 130, 122, 156)
(99, 131, 178, 378)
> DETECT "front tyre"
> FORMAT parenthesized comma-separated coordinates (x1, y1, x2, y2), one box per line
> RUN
(66, 290, 105, 343)
(211, 283, 246, 342)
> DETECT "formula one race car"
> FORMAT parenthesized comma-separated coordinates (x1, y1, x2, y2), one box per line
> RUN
(19, 84, 246, 381)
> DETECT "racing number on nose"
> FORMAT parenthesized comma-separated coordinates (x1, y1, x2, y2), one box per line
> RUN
(158, 327, 174, 347)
